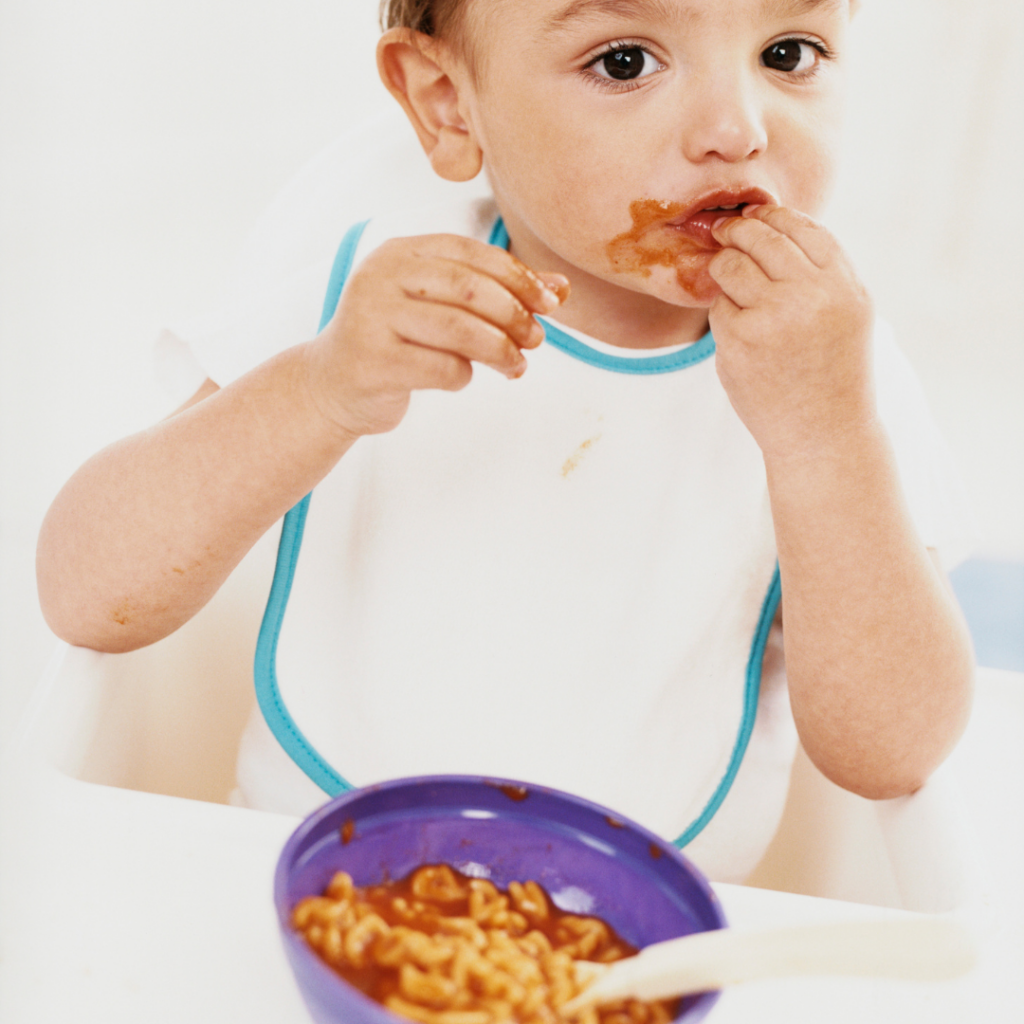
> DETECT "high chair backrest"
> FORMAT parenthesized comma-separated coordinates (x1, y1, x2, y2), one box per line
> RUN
(211, 108, 491, 311)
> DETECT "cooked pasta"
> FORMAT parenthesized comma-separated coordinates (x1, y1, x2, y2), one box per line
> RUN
(292, 864, 676, 1024)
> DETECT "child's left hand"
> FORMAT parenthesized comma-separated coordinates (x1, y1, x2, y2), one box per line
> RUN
(707, 205, 875, 462)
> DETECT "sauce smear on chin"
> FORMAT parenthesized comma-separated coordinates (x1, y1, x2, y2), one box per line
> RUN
(607, 198, 731, 301)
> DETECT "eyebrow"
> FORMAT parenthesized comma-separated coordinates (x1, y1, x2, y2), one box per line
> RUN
(760, 0, 846, 16)
(546, 0, 683, 31)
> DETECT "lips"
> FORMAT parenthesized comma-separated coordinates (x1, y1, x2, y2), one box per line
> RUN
(667, 187, 776, 248)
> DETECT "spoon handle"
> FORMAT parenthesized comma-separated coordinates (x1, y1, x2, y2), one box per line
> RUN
(568, 917, 976, 1008)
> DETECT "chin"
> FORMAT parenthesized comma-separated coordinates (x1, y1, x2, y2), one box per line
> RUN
(641, 266, 721, 309)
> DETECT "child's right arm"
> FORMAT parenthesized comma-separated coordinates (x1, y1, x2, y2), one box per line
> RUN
(37, 235, 567, 653)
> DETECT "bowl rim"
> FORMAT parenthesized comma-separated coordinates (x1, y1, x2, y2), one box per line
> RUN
(276, 774, 723, 906)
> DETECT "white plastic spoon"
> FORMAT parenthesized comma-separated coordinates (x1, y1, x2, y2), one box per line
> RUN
(564, 917, 976, 1011)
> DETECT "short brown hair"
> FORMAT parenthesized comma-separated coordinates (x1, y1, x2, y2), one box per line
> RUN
(379, 0, 467, 39)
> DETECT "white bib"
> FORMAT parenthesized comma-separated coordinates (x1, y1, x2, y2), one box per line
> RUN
(247, 198, 796, 882)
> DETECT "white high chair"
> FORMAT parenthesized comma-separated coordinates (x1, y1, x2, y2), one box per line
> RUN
(2, 112, 1021, 1023)
(3, 530, 1021, 1023)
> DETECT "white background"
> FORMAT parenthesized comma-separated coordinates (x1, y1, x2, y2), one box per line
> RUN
(1, 0, 1022, 754)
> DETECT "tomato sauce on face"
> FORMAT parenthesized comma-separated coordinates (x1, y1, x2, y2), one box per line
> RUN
(606, 199, 722, 301)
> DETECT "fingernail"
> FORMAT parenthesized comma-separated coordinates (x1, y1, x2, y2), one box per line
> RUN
(508, 358, 527, 379)
(537, 275, 570, 307)
(741, 204, 764, 217)
(548, 276, 571, 303)
(528, 319, 546, 346)
(712, 216, 730, 231)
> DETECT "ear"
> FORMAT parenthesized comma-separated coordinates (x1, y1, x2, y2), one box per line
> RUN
(377, 28, 483, 183)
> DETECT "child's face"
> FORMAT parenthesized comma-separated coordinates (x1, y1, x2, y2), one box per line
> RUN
(453, 0, 849, 312)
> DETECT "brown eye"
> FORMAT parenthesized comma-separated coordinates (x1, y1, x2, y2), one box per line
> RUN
(762, 40, 818, 74)
(602, 48, 645, 79)
(591, 47, 660, 82)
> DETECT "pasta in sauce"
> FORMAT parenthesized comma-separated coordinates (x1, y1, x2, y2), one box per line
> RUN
(291, 864, 676, 1024)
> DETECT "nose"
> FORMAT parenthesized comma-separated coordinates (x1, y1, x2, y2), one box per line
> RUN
(679, 70, 768, 163)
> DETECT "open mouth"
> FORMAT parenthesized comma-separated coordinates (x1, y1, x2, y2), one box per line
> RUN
(668, 188, 775, 246)
(701, 202, 747, 212)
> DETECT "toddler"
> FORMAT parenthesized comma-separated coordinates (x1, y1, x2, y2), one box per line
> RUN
(37, 0, 974, 882)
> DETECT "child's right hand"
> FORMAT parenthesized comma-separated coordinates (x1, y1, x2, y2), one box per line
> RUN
(306, 234, 569, 439)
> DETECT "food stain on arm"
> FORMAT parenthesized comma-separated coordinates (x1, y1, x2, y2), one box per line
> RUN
(110, 598, 132, 626)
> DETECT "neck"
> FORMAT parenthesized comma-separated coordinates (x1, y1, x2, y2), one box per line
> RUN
(545, 270, 711, 350)
(502, 215, 711, 351)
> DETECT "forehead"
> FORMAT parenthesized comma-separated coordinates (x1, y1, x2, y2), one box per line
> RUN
(547, 0, 844, 22)
(467, 0, 846, 35)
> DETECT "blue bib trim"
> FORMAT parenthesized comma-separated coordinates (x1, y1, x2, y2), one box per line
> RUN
(254, 217, 775, 845)
(320, 219, 369, 333)
(673, 565, 780, 848)
(252, 221, 368, 796)
(487, 218, 716, 375)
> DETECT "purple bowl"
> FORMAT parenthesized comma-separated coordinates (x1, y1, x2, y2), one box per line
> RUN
(274, 776, 726, 1024)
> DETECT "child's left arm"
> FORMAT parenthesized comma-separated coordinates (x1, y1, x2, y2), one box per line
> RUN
(708, 206, 974, 800)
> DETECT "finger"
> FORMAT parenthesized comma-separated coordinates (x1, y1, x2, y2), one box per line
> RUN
(707, 291, 744, 337)
(707, 245, 773, 310)
(409, 234, 566, 315)
(738, 204, 836, 269)
(400, 256, 545, 351)
(386, 340, 475, 394)
(389, 300, 528, 379)
(536, 271, 571, 304)
(711, 213, 815, 282)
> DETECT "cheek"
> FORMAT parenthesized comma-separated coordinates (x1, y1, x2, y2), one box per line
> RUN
(798, 152, 839, 217)
(784, 111, 843, 214)
(485, 120, 629, 243)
